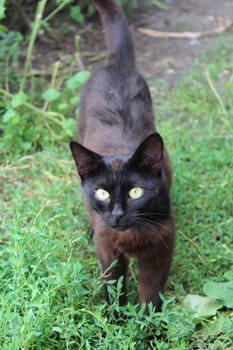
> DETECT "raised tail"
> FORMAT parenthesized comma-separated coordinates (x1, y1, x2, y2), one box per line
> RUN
(93, 0, 135, 67)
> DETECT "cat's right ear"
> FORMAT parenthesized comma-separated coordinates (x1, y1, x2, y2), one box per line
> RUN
(70, 141, 103, 180)
(129, 132, 164, 174)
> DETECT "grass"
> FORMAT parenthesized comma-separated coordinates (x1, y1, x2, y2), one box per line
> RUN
(1, 43, 233, 348)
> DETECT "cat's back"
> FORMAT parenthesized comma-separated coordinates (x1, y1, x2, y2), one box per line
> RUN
(77, 0, 156, 155)
(78, 65, 155, 155)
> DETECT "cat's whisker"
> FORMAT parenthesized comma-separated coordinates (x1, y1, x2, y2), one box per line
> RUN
(94, 214, 169, 249)
(134, 211, 169, 217)
(130, 217, 169, 248)
(130, 213, 169, 228)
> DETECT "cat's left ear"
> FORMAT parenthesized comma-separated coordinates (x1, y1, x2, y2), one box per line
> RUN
(129, 132, 164, 173)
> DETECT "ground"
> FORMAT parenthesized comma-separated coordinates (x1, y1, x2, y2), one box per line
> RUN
(31, 0, 233, 85)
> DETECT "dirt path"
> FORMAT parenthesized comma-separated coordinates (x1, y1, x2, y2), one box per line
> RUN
(79, 0, 233, 83)
(32, 0, 233, 85)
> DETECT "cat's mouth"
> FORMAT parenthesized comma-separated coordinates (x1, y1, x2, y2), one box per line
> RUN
(106, 218, 130, 232)
(110, 223, 130, 231)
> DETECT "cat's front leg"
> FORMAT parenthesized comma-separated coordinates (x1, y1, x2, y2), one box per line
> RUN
(138, 242, 173, 314)
(93, 232, 128, 307)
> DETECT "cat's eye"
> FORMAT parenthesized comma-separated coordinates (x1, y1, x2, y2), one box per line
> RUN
(128, 186, 144, 199)
(95, 188, 110, 201)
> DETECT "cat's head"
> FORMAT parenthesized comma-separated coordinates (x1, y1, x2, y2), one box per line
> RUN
(70, 133, 170, 231)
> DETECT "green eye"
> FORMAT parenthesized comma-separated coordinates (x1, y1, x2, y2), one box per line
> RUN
(128, 186, 144, 199)
(95, 188, 110, 201)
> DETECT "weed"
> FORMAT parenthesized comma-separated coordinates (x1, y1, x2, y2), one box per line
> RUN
(0, 3, 91, 159)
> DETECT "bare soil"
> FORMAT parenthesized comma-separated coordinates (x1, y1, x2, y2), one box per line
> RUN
(132, 0, 233, 82)
(29, 0, 233, 84)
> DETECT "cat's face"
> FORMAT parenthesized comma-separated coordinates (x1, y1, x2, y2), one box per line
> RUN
(70, 133, 170, 231)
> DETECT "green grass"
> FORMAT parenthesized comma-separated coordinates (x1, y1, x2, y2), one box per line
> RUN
(1, 45, 233, 349)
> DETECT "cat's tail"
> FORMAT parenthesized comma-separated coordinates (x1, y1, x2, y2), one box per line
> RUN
(93, 0, 135, 68)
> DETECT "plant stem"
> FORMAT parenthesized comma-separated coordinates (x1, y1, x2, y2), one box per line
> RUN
(205, 70, 226, 117)
(179, 230, 215, 273)
(20, 0, 47, 92)
(44, 0, 72, 23)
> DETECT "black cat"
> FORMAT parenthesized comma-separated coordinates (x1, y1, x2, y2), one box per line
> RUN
(70, 0, 175, 314)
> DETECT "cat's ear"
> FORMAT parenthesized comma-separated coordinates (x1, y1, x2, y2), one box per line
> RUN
(70, 141, 103, 180)
(130, 132, 163, 173)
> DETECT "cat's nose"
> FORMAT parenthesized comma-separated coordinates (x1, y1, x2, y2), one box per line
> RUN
(112, 206, 124, 223)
